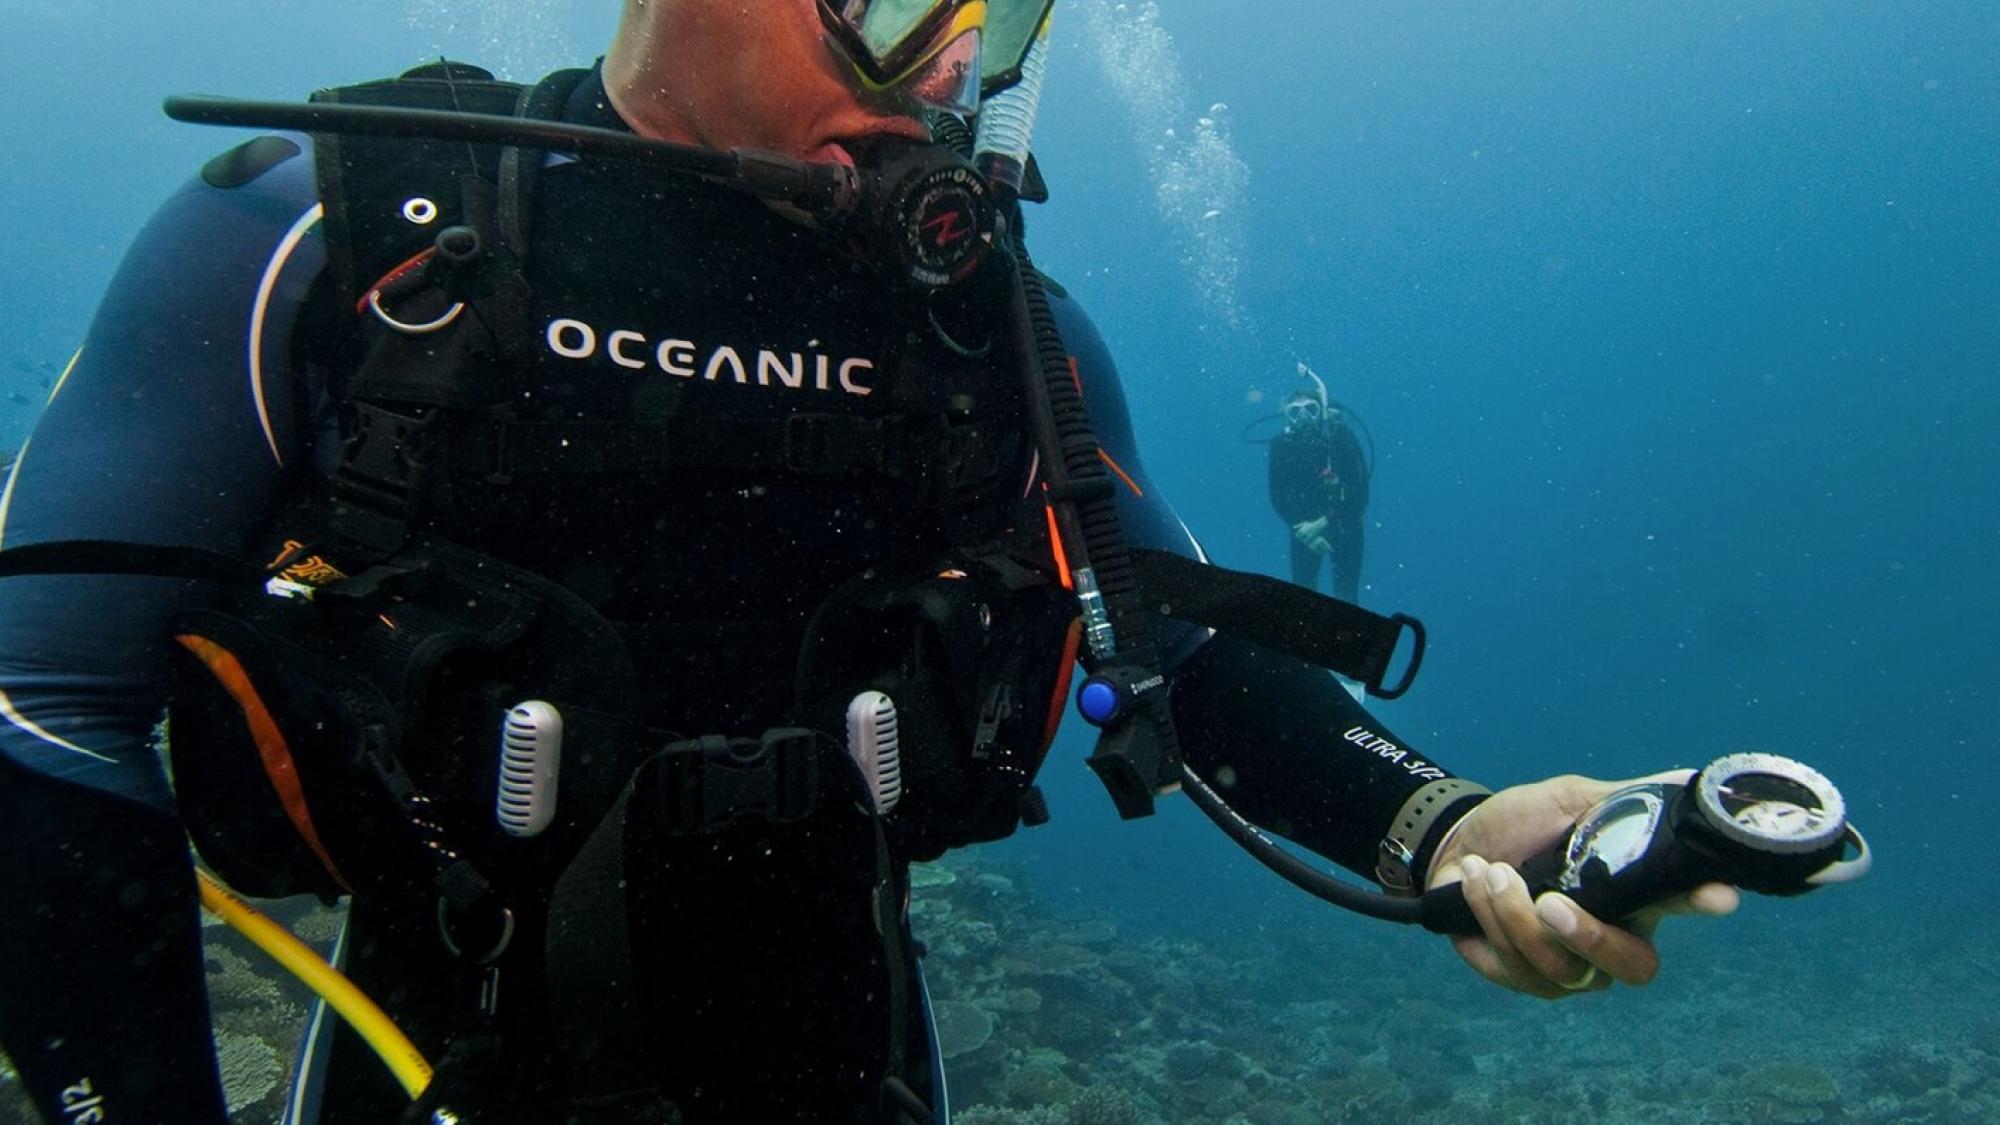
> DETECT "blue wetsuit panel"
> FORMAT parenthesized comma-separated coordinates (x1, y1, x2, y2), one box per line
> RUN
(0, 138, 323, 810)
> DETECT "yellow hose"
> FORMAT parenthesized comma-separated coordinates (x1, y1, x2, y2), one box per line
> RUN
(195, 868, 433, 1097)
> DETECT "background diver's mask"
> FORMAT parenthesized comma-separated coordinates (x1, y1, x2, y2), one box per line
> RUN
(818, 0, 1055, 114)
(1282, 398, 1323, 427)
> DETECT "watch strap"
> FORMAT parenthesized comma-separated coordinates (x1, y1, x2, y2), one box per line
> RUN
(1376, 778, 1492, 895)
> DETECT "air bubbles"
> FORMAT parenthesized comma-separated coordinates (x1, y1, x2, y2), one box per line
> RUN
(401, 0, 578, 79)
(1076, 0, 1251, 332)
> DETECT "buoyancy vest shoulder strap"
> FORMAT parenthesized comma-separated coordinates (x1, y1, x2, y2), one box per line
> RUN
(310, 61, 587, 310)
(495, 67, 592, 261)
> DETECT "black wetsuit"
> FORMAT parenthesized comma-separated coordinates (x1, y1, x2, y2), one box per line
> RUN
(1268, 416, 1370, 603)
(0, 67, 1476, 1125)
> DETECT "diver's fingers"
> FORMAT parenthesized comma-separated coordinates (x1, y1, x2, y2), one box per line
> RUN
(1676, 882, 1741, 917)
(1481, 862, 1603, 996)
(1534, 892, 1661, 987)
(1450, 933, 1515, 989)
(1456, 857, 1578, 1000)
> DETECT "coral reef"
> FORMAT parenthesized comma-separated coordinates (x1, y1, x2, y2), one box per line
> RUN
(215, 1030, 285, 1115)
(911, 862, 961, 890)
(936, 998, 1000, 1059)
(6, 850, 1996, 1124)
(205, 924, 314, 1123)
(910, 849, 2000, 1125)
(1739, 1061, 1842, 1123)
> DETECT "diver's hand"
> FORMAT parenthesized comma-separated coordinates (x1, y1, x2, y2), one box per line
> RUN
(1291, 516, 1329, 544)
(1426, 772, 1740, 999)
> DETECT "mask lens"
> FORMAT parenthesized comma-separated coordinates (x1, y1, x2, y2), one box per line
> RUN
(853, 0, 949, 57)
(979, 0, 1054, 94)
(902, 27, 983, 114)
(823, 0, 988, 112)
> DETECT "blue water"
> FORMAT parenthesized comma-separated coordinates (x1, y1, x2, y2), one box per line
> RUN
(2, 2, 1995, 1121)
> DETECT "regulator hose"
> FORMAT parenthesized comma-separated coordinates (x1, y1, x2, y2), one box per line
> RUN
(196, 869, 433, 1098)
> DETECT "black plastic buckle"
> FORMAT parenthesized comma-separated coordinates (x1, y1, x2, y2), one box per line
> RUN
(665, 728, 822, 833)
(343, 401, 441, 488)
(1367, 613, 1426, 701)
(970, 683, 1015, 761)
(331, 401, 442, 555)
(315, 559, 443, 613)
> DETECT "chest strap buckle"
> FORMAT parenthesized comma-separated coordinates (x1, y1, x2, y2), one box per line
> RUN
(656, 728, 825, 834)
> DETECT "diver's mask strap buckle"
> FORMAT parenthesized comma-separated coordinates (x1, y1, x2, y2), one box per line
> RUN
(1376, 778, 1493, 896)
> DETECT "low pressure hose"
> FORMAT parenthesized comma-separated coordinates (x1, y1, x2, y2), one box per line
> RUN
(195, 869, 434, 1098)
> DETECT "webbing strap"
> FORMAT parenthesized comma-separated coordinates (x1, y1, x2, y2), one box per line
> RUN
(1132, 547, 1426, 699)
(0, 540, 264, 586)
(496, 68, 591, 260)
(544, 778, 644, 1098)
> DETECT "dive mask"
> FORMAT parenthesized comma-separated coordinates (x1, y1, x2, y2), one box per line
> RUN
(818, 0, 1055, 114)
(1283, 399, 1323, 426)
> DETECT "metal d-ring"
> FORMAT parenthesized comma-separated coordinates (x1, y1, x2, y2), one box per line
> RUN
(367, 287, 466, 335)
(438, 899, 516, 965)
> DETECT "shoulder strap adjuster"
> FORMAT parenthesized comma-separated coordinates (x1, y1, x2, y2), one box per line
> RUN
(331, 402, 443, 556)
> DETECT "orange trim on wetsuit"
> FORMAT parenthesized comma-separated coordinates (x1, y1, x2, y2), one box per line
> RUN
(1098, 449, 1143, 498)
(173, 634, 354, 893)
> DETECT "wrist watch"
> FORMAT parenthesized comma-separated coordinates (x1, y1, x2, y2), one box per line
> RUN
(1376, 778, 1491, 896)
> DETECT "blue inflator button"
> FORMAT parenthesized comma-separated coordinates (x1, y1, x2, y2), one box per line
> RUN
(1078, 678, 1122, 726)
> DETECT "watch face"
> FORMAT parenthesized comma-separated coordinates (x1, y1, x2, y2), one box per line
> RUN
(1694, 753, 1846, 855)
(1560, 785, 1668, 890)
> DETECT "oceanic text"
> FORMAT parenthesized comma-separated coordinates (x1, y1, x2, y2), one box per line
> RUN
(544, 317, 876, 397)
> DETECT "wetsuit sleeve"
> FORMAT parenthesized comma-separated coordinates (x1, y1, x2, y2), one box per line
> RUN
(1267, 427, 1324, 526)
(1053, 291, 1486, 887)
(0, 136, 326, 1124)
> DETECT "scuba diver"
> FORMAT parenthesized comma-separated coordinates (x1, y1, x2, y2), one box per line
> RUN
(1268, 363, 1371, 603)
(0, 2, 1753, 1123)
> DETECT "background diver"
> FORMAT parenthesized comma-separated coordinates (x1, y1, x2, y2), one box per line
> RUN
(1267, 361, 1372, 603)
(0, 2, 1743, 1122)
